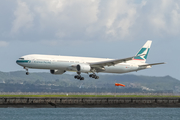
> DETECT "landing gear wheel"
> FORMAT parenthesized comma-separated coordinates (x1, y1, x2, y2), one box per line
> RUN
(74, 75, 85, 80)
(89, 73, 99, 79)
(92, 74, 96, 78)
(74, 71, 85, 80)
(24, 67, 29, 75)
(77, 76, 81, 79)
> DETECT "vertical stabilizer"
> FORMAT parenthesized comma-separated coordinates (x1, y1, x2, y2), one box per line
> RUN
(133, 40, 152, 63)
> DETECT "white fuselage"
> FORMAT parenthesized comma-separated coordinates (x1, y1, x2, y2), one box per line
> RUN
(16, 54, 149, 74)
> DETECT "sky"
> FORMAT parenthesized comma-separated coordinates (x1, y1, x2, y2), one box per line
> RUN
(0, 0, 180, 79)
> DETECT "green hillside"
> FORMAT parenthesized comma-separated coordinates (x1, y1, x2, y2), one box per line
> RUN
(0, 71, 179, 93)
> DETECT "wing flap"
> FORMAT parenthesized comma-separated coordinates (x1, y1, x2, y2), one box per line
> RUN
(139, 62, 166, 67)
(90, 55, 138, 67)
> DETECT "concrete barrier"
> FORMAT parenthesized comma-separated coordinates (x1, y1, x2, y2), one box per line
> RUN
(0, 97, 179, 108)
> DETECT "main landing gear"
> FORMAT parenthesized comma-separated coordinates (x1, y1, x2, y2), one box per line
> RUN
(74, 72, 84, 80)
(89, 74, 99, 79)
(74, 75, 84, 80)
(74, 72, 99, 80)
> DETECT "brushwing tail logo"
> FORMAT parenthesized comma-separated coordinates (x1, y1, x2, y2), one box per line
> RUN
(134, 48, 150, 60)
(133, 40, 152, 62)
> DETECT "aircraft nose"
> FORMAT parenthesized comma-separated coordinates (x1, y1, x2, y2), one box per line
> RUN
(16, 60, 22, 65)
(16, 60, 19, 64)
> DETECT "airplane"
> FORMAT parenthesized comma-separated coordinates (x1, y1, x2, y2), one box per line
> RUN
(16, 40, 165, 80)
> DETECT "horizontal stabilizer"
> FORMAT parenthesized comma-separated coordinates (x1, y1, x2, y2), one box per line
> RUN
(139, 62, 166, 67)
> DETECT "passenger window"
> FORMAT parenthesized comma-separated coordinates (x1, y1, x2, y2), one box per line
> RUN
(19, 58, 24, 60)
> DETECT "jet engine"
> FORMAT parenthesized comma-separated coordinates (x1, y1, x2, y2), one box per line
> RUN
(76, 64, 91, 73)
(50, 69, 66, 75)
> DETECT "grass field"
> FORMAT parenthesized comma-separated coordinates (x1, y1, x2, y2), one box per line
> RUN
(0, 95, 179, 98)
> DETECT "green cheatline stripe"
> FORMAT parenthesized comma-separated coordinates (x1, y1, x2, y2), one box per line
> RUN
(16, 60, 29, 63)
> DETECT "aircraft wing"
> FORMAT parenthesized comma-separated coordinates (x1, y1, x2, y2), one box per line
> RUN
(139, 62, 166, 67)
(90, 55, 139, 67)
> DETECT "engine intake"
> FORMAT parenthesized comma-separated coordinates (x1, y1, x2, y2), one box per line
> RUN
(50, 69, 66, 75)
(77, 64, 91, 73)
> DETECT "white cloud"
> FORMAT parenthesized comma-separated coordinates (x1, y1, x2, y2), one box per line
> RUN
(143, 0, 180, 37)
(0, 41, 9, 47)
(0, 0, 180, 42)
(96, 0, 139, 39)
(11, 0, 34, 33)
(34, 0, 99, 40)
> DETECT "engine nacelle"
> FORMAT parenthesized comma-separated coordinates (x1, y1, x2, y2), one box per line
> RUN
(50, 69, 66, 75)
(77, 64, 91, 73)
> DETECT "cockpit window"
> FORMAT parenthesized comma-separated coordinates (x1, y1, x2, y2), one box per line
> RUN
(19, 58, 24, 60)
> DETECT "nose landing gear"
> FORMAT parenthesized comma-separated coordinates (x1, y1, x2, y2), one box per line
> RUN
(26, 72, 29, 75)
(24, 67, 29, 75)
